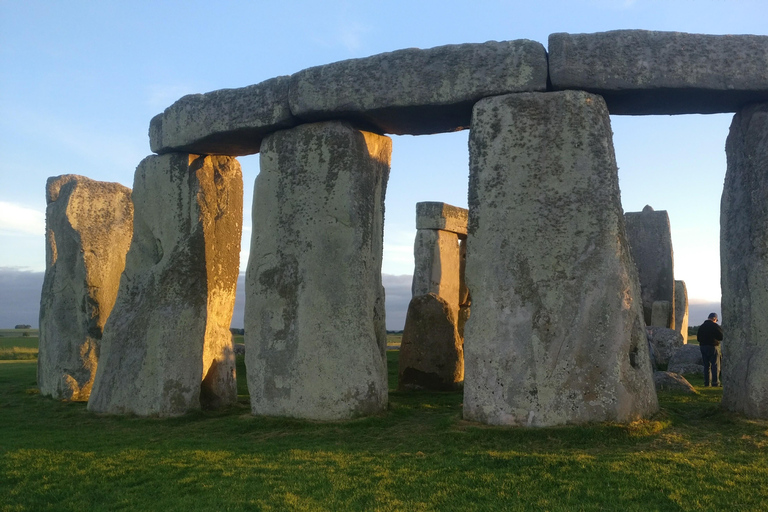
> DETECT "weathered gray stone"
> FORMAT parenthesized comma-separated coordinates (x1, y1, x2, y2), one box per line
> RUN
(289, 40, 547, 135)
(150, 76, 296, 156)
(667, 363, 703, 377)
(245, 121, 390, 420)
(38, 175, 133, 401)
(464, 90, 658, 427)
(411, 229, 461, 306)
(624, 205, 675, 327)
(651, 300, 673, 328)
(398, 293, 463, 391)
(88, 154, 242, 416)
(669, 344, 704, 367)
(646, 326, 685, 367)
(654, 371, 698, 394)
(675, 280, 689, 340)
(721, 102, 768, 418)
(549, 30, 768, 115)
(415, 202, 468, 236)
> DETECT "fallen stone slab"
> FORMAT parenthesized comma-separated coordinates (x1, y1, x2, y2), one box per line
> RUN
(646, 326, 685, 367)
(549, 30, 768, 115)
(667, 363, 703, 377)
(88, 153, 242, 416)
(669, 344, 704, 367)
(464, 90, 657, 427)
(290, 40, 548, 135)
(38, 175, 133, 401)
(150, 76, 296, 156)
(721, 102, 768, 419)
(654, 371, 697, 394)
(398, 293, 464, 391)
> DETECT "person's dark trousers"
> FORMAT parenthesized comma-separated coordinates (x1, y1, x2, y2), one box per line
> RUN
(700, 345, 721, 386)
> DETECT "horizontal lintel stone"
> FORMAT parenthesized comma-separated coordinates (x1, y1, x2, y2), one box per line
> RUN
(549, 30, 768, 115)
(416, 201, 468, 236)
(289, 40, 548, 135)
(149, 76, 297, 156)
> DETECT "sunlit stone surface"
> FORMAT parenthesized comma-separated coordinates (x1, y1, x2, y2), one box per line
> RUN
(88, 154, 242, 416)
(38, 175, 133, 401)
(464, 90, 658, 426)
(245, 121, 390, 420)
(674, 280, 689, 340)
(721, 102, 768, 418)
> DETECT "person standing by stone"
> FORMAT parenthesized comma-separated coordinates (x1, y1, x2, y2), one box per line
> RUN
(697, 313, 724, 387)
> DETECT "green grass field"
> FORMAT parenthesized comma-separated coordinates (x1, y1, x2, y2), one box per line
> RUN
(1, 339, 766, 511)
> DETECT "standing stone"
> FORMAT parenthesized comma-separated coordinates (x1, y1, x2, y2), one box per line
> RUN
(721, 102, 768, 418)
(650, 301, 673, 328)
(88, 154, 242, 416)
(675, 280, 689, 340)
(464, 90, 658, 427)
(624, 206, 675, 328)
(38, 175, 133, 401)
(398, 293, 464, 391)
(245, 121, 390, 420)
(411, 229, 461, 305)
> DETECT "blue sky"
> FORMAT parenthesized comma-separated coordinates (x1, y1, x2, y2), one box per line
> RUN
(1, 0, 765, 328)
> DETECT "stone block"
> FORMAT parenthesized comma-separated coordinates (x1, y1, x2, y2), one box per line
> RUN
(88, 153, 242, 416)
(549, 30, 768, 114)
(415, 202, 468, 236)
(398, 293, 464, 391)
(646, 326, 685, 367)
(464, 90, 658, 427)
(654, 371, 697, 394)
(38, 175, 133, 401)
(674, 280, 689, 339)
(289, 40, 547, 135)
(667, 363, 703, 377)
(149, 76, 296, 156)
(411, 229, 461, 306)
(650, 300, 673, 328)
(624, 205, 675, 327)
(245, 121, 390, 420)
(669, 344, 704, 367)
(721, 102, 768, 418)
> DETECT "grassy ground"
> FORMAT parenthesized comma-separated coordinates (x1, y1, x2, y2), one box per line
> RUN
(1, 342, 766, 511)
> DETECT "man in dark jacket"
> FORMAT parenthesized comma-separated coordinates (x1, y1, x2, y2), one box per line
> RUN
(697, 313, 724, 387)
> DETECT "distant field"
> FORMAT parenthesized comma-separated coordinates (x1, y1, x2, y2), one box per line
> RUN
(0, 328, 38, 338)
(0, 336, 39, 360)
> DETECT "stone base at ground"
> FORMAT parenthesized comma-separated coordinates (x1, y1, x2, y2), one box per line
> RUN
(398, 293, 464, 391)
(38, 175, 133, 401)
(463, 90, 658, 427)
(88, 154, 242, 416)
(654, 371, 698, 394)
(245, 121, 390, 420)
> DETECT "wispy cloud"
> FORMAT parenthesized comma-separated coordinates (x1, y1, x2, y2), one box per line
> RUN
(0, 202, 45, 236)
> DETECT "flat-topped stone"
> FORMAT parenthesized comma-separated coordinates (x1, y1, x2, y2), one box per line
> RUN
(289, 40, 548, 135)
(549, 30, 768, 115)
(415, 201, 468, 236)
(150, 76, 296, 156)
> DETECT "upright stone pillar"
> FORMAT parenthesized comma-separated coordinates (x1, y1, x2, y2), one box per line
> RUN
(38, 175, 133, 401)
(88, 154, 242, 416)
(721, 102, 768, 418)
(245, 121, 390, 420)
(400, 202, 468, 391)
(464, 90, 657, 426)
(674, 280, 689, 341)
(624, 206, 675, 328)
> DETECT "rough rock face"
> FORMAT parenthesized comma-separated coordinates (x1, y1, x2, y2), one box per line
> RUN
(464, 90, 658, 427)
(650, 300, 673, 328)
(549, 30, 768, 114)
(674, 280, 689, 340)
(667, 363, 703, 376)
(669, 344, 704, 367)
(411, 229, 461, 305)
(245, 121, 390, 420)
(88, 154, 242, 416)
(646, 326, 685, 367)
(654, 371, 697, 394)
(721, 102, 768, 418)
(398, 293, 464, 391)
(415, 202, 469, 235)
(289, 40, 548, 135)
(624, 206, 675, 327)
(38, 175, 133, 401)
(150, 76, 296, 156)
